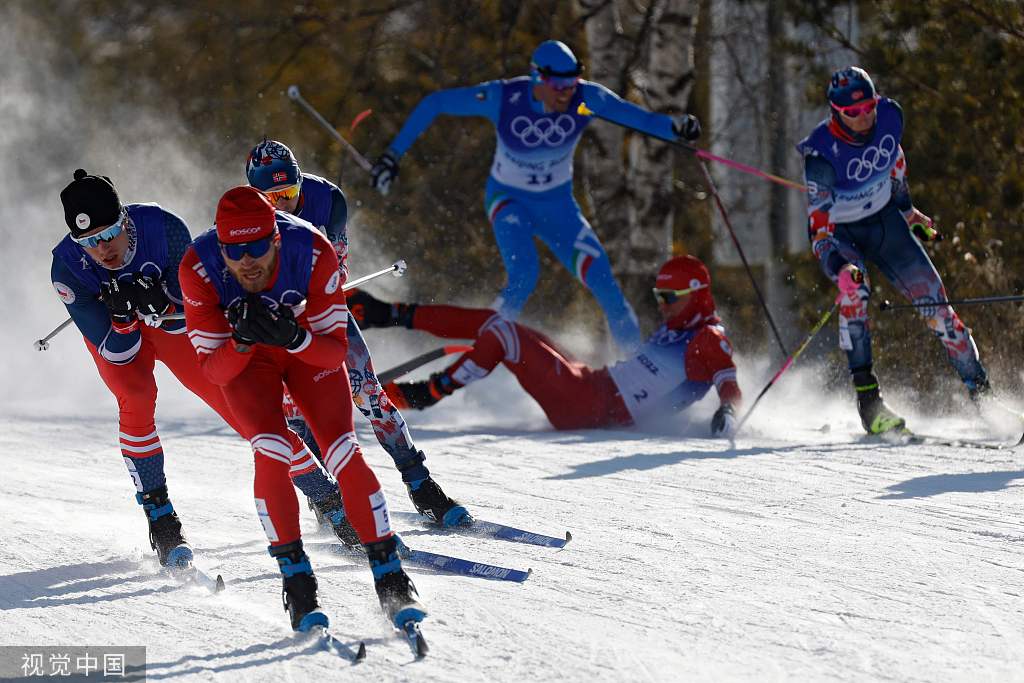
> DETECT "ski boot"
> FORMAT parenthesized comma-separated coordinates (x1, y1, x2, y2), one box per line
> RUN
(347, 289, 416, 329)
(309, 490, 361, 547)
(967, 373, 1024, 428)
(366, 536, 427, 628)
(854, 371, 906, 435)
(406, 476, 472, 527)
(270, 540, 329, 632)
(138, 485, 193, 568)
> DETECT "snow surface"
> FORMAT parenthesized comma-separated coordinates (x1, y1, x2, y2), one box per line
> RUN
(1, 338, 1023, 682)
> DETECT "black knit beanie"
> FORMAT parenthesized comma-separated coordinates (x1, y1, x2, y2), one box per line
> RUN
(60, 169, 121, 237)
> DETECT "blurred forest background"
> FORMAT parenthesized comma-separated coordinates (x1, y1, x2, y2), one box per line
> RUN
(6, 0, 1024, 406)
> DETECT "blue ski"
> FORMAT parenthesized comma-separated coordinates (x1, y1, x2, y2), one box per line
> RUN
(326, 541, 531, 583)
(393, 511, 571, 548)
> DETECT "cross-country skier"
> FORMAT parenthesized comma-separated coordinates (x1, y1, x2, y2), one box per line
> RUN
(246, 139, 468, 528)
(350, 255, 740, 436)
(369, 39, 701, 353)
(179, 186, 424, 633)
(797, 67, 990, 435)
(50, 170, 356, 569)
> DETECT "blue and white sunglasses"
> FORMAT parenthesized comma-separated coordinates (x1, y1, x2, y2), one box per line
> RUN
(72, 209, 128, 248)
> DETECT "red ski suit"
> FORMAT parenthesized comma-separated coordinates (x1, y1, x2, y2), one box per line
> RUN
(179, 229, 391, 548)
(405, 305, 740, 430)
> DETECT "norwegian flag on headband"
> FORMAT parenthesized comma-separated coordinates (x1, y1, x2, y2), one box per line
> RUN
(272, 171, 288, 183)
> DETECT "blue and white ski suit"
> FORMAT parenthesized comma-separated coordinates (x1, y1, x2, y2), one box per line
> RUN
(386, 76, 679, 351)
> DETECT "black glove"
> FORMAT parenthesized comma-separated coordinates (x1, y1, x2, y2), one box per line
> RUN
(389, 372, 460, 410)
(99, 278, 138, 328)
(711, 403, 737, 438)
(672, 114, 701, 142)
(130, 273, 171, 317)
(244, 297, 308, 349)
(391, 381, 439, 410)
(370, 151, 399, 196)
(226, 295, 260, 346)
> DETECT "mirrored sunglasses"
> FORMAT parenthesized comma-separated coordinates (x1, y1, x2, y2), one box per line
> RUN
(652, 283, 708, 305)
(220, 234, 275, 261)
(831, 97, 878, 118)
(72, 211, 127, 248)
(265, 184, 300, 204)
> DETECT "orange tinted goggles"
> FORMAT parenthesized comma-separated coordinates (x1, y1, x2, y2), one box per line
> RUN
(265, 184, 300, 203)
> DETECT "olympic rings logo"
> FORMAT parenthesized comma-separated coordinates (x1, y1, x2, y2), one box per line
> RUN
(509, 114, 576, 147)
(846, 134, 897, 182)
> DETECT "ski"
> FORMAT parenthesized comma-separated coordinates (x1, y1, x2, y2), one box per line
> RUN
(378, 345, 473, 384)
(394, 511, 571, 548)
(309, 625, 367, 662)
(167, 563, 226, 593)
(904, 430, 1024, 451)
(324, 540, 531, 583)
(399, 546, 532, 582)
(875, 428, 1024, 451)
(401, 620, 429, 658)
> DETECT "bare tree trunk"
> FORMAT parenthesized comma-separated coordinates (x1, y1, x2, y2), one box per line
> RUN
(578, 0, 630, 260)
(628, 0, 697, 264)
(623, 0, 698, 323)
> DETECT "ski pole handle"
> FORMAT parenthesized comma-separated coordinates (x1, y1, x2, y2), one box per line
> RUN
(33, 317, 74, 351)
(287, 85, 373, 173)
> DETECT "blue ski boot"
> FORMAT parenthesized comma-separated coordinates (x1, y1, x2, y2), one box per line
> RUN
(310, 490, 361, 547)
(269, 541, 329, 632)
(406, 476, 472, 528)
(138, 485, 193, 568)
(366, 536, 426, 628)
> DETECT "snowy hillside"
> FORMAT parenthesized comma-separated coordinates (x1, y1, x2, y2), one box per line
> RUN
(1, 347, 1022, 682)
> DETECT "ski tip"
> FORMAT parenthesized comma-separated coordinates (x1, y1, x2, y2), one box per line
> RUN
(524, 568, 533, 581)
(564, 531, 573, 545)
(402, 621, 429, 659)
(214, 574, 226, 592)
(355, 641, 367, 662)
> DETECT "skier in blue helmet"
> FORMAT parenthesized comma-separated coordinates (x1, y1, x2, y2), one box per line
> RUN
(245, 138, 471, 531)
(797, 66, 993, 435)
(369, 40, 701, 354)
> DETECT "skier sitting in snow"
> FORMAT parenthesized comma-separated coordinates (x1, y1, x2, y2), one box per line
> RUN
(369, 39, 701, 354)
(245, 138, 469, 529)
(798, 67, 990, 435)
(49, 170, 356, 569)
(350, 255, 741, 437)
(178, 186, 424, 633)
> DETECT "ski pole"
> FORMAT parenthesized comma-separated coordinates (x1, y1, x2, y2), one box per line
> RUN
(286, 85, 373, 173)
(576, 102, 789, 357)
(879, 294, 1024, 311)
(342, 259, 407, 290)
(34, 260, 408, 350)
(33, 318, 74, 351)
(576, 103, 807, 192)
(731, 296, 840, 442)
(378, 344, 474, 384)
(696, 159, 789, 357)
